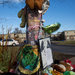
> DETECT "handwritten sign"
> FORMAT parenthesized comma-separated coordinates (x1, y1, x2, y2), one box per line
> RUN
(39, 37, 53, 69)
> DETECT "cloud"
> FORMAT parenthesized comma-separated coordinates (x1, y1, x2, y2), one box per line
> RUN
(12, 0, 24, 3)
(0, 0, 25, 5)
(0, 17, 7, 21)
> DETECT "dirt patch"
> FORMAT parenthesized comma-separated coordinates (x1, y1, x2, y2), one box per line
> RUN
(53, 51, 75, 64)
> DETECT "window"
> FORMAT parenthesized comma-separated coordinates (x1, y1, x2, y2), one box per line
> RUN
(3, 39, 7, 41)
(67, 37, 69, 40)
(3, 39, 13, 41)
(67, 32, 68, 33)
(7, 39, 13, 41)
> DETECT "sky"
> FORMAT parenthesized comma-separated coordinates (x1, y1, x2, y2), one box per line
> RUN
(0, 0, 75, 34)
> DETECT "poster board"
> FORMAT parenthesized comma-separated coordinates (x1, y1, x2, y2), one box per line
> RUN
(39, 37, 53, 69)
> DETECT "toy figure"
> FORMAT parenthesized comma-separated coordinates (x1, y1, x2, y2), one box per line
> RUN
(18, 7, 27, 28)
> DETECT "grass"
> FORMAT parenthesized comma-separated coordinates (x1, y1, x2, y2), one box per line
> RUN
(0, 45, 75, 73)
(52, 40, 75, 46)
(53, 51, 75, 61)
(0, 33, 21, 72)
(0, 46, 20, 72)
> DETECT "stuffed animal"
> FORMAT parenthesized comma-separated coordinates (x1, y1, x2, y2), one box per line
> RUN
(52, 70, 63, 75)
(52, 64, 66, 73)
(25, 0, 44, 10)
(60, 61, 71, 71)
(52, 60, 73, 73)
(18, 7, 27, 28)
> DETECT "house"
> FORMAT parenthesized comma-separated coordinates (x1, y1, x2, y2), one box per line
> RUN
(58, 30, 75, 40)
(14, 33, 26, 42)
(0, 33, 26, 43)
(62, 30, 75, 40)
(51, 30, 75, 41)
(51, 33, 62, 41)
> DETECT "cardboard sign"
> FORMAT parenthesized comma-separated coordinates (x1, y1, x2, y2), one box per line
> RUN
(39, 37, 53, 69)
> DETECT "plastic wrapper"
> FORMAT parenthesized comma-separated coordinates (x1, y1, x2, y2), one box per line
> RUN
(17, 45, 40, 74)
(42, 0, 50, 14)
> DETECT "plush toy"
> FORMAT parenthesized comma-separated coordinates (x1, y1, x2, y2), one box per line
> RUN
(60, 61, 72, 71)
(52, 59, 74, 73)
(52, 70, 63, 75)
(52, 64, 66, 73)
(64, 59, 74, 71)
(18, 7, 27, 28)
(25, 0, 44, 10)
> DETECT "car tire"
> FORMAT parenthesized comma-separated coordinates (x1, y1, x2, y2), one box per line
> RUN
(12, 43, 16, 46)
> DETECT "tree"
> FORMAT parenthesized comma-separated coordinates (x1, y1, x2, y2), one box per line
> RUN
(14, 28, 22, 34)
(6, 26, 12, 39)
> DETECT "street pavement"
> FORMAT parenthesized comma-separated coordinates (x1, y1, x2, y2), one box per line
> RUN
(51, 44, 75, 55)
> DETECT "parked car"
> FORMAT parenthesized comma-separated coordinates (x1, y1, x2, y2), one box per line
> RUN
(0, 39, 19, 46)
(24, 40, 27, 44)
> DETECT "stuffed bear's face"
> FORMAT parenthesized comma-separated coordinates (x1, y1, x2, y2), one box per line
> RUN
(26, 0, 44, 10)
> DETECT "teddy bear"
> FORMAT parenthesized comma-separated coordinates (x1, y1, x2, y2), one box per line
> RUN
(18, 7, 27, 28)
(25, 0, 44, 10)
(52, 60, 73, 73)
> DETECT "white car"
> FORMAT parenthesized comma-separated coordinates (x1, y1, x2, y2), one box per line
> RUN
(0, 39, 19, 46)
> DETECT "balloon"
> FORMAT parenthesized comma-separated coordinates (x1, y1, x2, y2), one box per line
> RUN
(42, 23, 61, 34)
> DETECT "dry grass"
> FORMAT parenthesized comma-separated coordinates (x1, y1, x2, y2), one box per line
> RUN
(0, 34, 20, 72)
(53, 51, 75, 61)
(0, 45, 75, 72)
(0, 46, 20, 72)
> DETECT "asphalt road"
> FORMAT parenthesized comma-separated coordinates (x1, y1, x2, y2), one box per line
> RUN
(19, 43, 75, 55)
(5, 43, 75, 55)
(51, 44, 75, 55)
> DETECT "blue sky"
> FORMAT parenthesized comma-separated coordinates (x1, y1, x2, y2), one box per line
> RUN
(0, 0, 75, 34)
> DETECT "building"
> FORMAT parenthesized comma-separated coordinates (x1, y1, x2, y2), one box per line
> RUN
(57, 30, 75, 41)
(61, 30, 75, 40)
(0, 33, 26, 43)
(0, 30, 75, 41)
(51, 32, 62, 41)
(14, 33, 26, 42)
(51, 30, 75, 41)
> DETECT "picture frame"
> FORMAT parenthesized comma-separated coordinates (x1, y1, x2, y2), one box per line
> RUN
(39, 37, 53, 69)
